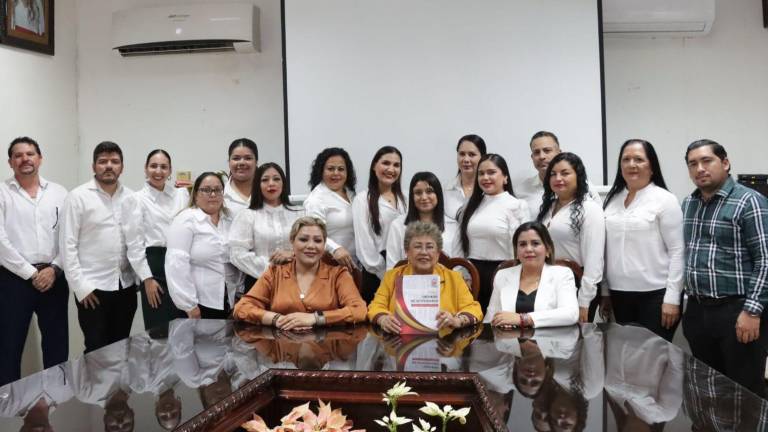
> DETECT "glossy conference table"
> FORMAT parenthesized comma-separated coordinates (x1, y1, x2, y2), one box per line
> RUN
(1, 320, 766, 431)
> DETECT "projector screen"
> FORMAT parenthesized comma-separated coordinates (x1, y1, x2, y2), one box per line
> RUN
(284, 0, 604, 196)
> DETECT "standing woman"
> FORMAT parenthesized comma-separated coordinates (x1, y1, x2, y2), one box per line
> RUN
(352, 146, 406, 302)
(303, 148, 357, 270)
(166, 172, 242, 319)
(602, 139, 683, 341)
(444, 134, 487, 221)
(229, 163, 304, 291)
(122, 150, 189, 330)
(459, 154, 530, 312)
(537, 152, 605, 323)
(223, 138, 258, 216)
(385, 172, 460, 268)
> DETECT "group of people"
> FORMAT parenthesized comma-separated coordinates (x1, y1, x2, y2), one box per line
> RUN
(0, 132, 766, 400)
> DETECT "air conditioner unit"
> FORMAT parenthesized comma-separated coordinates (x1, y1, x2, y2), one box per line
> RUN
(602, 0, 715, 38)
(112, 3, 259, 57)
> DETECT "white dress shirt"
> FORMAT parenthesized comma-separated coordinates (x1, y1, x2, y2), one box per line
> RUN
(71, 339, 131, 408)
(0, 177, 67, 280)
(485, 264, 579, 328)
(303, 182, 356, 255)
(603, 184, 684, 305)
(127, 333, 179, 396)
(604, 324, 683, 424)
(464, 192, 530, 260)
(121, 183, 189, 282)
(515, 173, 602, 219)
(540, 199, 605, 308)
(169, 319, 232, 389)
(352, 190, 406, 278)
(59, 179, 136, 301)
(0, 364, 72, 417)
(384, 215, 460, 268)
(223, 179, 250, 217)
(552, 325, 605, 400)
(443, 175, 468, 221)
(166, 208, 242, 312)
(228, 204, 304, 279)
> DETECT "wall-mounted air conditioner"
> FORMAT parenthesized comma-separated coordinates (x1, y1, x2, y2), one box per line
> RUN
(112, 3, 259, 57)
(602, 0, 715, 38)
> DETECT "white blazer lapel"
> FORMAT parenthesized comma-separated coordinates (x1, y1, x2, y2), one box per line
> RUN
(499, 266, 522, 312)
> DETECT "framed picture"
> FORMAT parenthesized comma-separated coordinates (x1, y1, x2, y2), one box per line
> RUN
(0, 0, 54, 55)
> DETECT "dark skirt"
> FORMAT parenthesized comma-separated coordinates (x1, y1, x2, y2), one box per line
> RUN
(360, 251, 386, 303)
(141, 247, 185, 331)
(468, 258, 505, 314)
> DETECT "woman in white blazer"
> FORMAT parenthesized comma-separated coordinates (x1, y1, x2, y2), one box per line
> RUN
(485, 221, 579, 328)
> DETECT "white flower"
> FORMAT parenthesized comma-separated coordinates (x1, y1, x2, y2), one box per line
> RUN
(383, 381, 418, 405)
(447, 407, 471, 425)
(419, 401, 444, 418)
(412, 418, 436, 432)
(375, 411, 413, 428)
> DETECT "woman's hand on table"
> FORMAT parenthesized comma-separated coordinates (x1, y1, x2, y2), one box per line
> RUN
(376, 313, 402, 334)
(491, 312, 521, 329)
(436, 311, 463, 330)
(276, 312, 315, 331)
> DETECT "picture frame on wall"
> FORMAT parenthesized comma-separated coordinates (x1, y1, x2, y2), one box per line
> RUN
(0, 0, 54, 55)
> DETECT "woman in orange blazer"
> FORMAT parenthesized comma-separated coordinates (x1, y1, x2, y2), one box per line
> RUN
(233, 217, 367, 329)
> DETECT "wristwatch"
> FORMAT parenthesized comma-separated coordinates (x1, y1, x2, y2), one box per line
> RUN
(314, 311, 326, 326)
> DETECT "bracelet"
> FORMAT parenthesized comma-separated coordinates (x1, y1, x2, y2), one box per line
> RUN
(271, 313, 282, 327)
(314, 311, 326, 327)
(519, 313, 528, 329)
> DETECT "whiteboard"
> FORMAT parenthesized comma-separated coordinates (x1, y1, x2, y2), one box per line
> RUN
(284, 0, 604, 195)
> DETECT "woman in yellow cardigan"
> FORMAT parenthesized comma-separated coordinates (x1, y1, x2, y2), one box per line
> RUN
(368, 221, 482, 333)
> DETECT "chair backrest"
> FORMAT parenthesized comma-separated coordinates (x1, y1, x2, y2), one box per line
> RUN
(393, 252, 481, 300)
(492, 258, 583, 288)
(322, 252, 363, 291)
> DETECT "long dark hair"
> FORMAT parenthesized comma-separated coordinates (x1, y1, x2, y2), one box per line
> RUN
(537, 152, 589, 235)
(308, 147, 357, 192)
(367, 146, 405, 236)
(404, 172, 445, 231)
(249, 163, 295, 210)
(459, 154, 514, 255)
(604, 139, 668, 208)
(455, 134, 487, 175)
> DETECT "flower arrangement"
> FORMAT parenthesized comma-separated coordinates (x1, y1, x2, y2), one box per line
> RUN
(241, 381, 470, 432)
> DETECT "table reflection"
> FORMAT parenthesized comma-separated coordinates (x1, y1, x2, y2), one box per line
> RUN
(0, 320, 766, 431)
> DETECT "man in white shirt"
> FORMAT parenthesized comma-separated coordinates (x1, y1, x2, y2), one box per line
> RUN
(60, 142, 137, 353)
(514, 131, 601, 217)
(0, 137, 68, 386)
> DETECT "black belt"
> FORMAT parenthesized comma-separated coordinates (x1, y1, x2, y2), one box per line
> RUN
(688, 295, 743, 306)
(33, 263, 51, 270)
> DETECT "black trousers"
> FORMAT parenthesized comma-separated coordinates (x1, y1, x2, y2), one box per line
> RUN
(76, 286, 137, 353)
(0, 267, 69, 386)
(360, 251, 386, 303)
(610, 288, 679, 341)
(683, 296, 768, 398)
(140, 247, 184, 331)
(198, 290, 231, 319)
(468, 259, 504, 314)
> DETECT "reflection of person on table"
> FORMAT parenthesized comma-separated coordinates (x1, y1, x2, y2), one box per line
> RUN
(368, 221, 482, 334)
(604, 324, 683, 430)
(0, 364, 73, 432)
(12, 0, 45, 36)
(485, 221, 579, 329)
(235, 325, 367, 370)
(233, 216, 366, 329)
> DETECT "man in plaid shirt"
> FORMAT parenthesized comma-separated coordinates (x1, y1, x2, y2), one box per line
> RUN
(682, 139, 768, 398)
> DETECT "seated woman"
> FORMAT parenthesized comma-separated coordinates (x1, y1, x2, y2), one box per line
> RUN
(368, 221, 482, 334)
(233, 216, 367, 329)
(485, 221, 578, 329)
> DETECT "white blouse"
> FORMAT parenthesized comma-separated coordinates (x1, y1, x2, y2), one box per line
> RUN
(303, 182, 356, 256)
(228, 204, 304, 279)
(443, 175, 468, 221)
(515, 173, 603, 220)
(166, 208, 242, 312)
(223, 179, 250, 217)
(352, 190, 406, 278)
(384, 215, 461, 269)
(121, 183, 189, 281)
(540, 199, 605, 308)
(484, 264, 579, 328)
(464, 192, 530, 260)
(603, 184, 684, 305)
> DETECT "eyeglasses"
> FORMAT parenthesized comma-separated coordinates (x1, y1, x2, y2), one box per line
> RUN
(197, 187, 224, 196)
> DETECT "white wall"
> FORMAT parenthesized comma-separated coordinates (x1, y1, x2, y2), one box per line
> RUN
(603, 0, 768, 199)
(76, 0, 285, 190)
(0, 0, 80, 376)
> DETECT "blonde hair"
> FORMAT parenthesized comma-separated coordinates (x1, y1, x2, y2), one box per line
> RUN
(289, 216, 328, 242)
